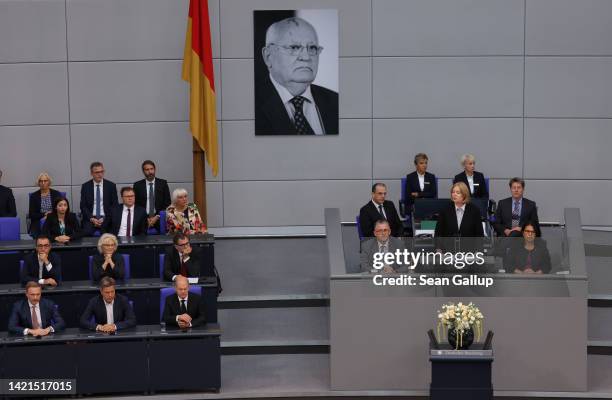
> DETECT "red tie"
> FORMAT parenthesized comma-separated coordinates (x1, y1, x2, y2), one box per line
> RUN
(126, 208, 132, 237)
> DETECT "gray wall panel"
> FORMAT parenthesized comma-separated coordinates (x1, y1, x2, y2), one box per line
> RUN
(525, 119, 612, 180)
(220, 58, 253, 120)
(220, 0, 371, 58)
(372, 119, 523, 180)
(339, 57, 371, 118)
(222, 120, 371, 181)
(0, 0, 67, 63)
(373, 57, 523, 117)
(526, 0, 612, 56)
(0, 125, 71, 187)
(205, 181, 223, 227)
(68, 60, 188, 123)
(223, 180, 370, 226)
(0, 63, 69, 125)
(373, 0, 524, 56)
(525, 57, 612, 117)
(70, 122, 193, 184)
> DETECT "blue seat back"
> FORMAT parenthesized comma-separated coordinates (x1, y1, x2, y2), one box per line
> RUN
(355, 215, 364, 240)
(147, 210, 168, 235)
(0, 218, 20, 241)
(88, 253, 130, 281)
(160, 286, 202, 321)
(159, 253, 165, 279)
(484, 177, 490, 194)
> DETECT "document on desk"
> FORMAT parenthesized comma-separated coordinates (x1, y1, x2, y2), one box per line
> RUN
(188, 277, 199, 284)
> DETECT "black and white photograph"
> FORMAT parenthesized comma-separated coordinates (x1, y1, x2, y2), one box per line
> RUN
(254, 10, 339, 135)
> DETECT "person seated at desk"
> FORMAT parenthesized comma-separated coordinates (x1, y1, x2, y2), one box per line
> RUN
(104, 187, 147, 237)
(28, 172, 63, 237)
(162, 275, 206, 329)
(434, 182, 484, 251)
(80, 161, 118, 235)
(404, 153, 437, 212)
(166, 188, 206, 235)
(0, 168, 17, 217)
(494, 177, 541, 238)
(359, 183, 403, 238)
(42, 197, 84, 244)
(80, 277, 136, 333)
(21, 235, 62, 287)
(134, 160, 172, 231)
(92, 233, 125, 283)
(8, 281, 65, 336)
(360, 220, 406, 273)
(505, 222, 551, 274)
(453, 154, 488, 199)
(164, 232, 201, 282)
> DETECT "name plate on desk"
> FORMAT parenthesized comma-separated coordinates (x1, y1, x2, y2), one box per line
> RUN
(188, 277, 199, 284)
(431, 349, 492, 357)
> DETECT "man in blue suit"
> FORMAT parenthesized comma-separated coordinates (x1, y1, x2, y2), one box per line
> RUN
(80, 161, 118, 235)
(80, 277, 136, 333)
(8, 281, 65, 336)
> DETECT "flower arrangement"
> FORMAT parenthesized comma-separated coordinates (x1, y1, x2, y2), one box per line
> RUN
(437, 302, 484, 349)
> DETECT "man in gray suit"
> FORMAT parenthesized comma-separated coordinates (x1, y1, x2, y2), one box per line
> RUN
(360, 220, 406, 273)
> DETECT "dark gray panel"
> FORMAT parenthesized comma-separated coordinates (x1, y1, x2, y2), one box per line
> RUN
(373, 57, 523, 117)
(373, 0, 524, 56)
(0, 63, 69, 125)
(587, 256, 612, 295)
(0, 0, 67, 62)
(525, 57, 612, 117)
(222, 120, 371, 181)
(526, 0, 612, 56)
(589, 306, 612, 341)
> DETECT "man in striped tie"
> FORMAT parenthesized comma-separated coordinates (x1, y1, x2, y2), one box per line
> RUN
(494, 178, 541, 238)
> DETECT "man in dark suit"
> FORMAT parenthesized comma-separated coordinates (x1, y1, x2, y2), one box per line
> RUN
(164, 233, 201, 282)
(21, 235, 62, 287)
(104, 187, 147, 237)
(405, 153, 437, 211)
(256, 17, 338, 135)
(0, 169, 17, 217)
(494, 178, 541, 237)
(359, 183, 403, 238)
(80, 162, 118, 235)
(162, 275, 206, 328)
(360, 220, 407, 273)
(133, 160, 171, 231)
(80, 277, 136, 333)
(8, 281, 65, 336)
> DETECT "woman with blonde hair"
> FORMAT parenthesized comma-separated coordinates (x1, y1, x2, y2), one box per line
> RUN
(453, 154, 488, 198)
(435, 182, 484, 252)
(28, 172, 63, 237)
(165, 188, 206, 235)
(92, 233, 125, 282)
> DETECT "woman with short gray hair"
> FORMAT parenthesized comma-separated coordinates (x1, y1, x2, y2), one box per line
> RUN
(453, 154, 489, 198)
(166, 188, 206, 235)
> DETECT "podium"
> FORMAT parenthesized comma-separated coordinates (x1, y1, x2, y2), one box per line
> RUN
(429, 345, 493, 400)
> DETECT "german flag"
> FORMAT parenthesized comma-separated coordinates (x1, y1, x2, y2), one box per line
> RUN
(182, 0, 219, 176)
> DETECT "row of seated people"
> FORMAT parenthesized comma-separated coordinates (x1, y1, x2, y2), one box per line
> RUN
(19, 233, 201, 287)
(7, 276, 205, 337)
(359, 153, 541, 240)
(0, 160, 206, 240)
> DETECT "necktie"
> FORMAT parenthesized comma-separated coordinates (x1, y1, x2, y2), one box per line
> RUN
(148, 183, 155, 216)
(95, 184, 101, 218)
(180, 256, 188, 277)
(180, 299, 187, 314)
(512, 201, 520, 227)
(31, 305, 40, 329)
(378, 204, 385, 218)
(289, 96, 315, 135)
(126, 208, 132, 237)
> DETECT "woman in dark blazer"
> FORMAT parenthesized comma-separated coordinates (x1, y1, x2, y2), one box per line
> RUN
(42, 197, 84, 243)
(435, 182, 484, 252)
(505, 222, 551, 274)
(29, 172, 63, 237)
(453, 154, 488, 199)
(92, 233, 125, 282)
(404, 153, 437, 211)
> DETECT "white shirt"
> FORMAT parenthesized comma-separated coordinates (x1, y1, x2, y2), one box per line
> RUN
(455, 204, 466, 229)
(269, 74, 325, 135)
(37, 258, 53, 285)
(104, 300, 114, 325)
(146, 178, 156, 214)
(466, 174, 475, 194)
(417, 173, 426, 191)
(117, 205, 135, 237)
(92, 180, 105, 217)
(371, 200, 386, 219)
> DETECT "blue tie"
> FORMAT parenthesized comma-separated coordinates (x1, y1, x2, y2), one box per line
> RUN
(95, 184, 101, 218)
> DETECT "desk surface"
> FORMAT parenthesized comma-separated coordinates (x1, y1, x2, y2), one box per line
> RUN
(0, 233, 214, 251)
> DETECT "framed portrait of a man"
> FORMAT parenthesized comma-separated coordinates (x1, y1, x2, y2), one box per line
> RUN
(254, 10, 339, 135)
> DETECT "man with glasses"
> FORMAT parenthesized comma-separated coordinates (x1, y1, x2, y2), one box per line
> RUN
(360, 220, 406, 273)
(256, 17, 338, 135)
(163, 232, 201, 282)
(105, 187, 147, 237)
(80, 162, 118, 235)
(359, 183, 403, 238)
(20, 235, 62, 287)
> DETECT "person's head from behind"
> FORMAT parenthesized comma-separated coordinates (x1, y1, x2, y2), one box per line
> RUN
(451, 182, 470, 206)
(461, 154, 476, 175)
(414, 153, 429, 174)
(371, 183, 387, 205)
(121, 187, 136, 208)
(25, 281, 42, 305)
(35, 235, 52, 256)
(53, 197, 70, 217)
(509, 177, 525, 200)
(90, 162, 105, 183)
(173, 232, 190, 253)
(172, 188, 189, 209)
(174, 275, 190, 300)
(522, 222, 537, 244)
(374, 220, 391, 243)
(97, 233, 118, 256)
(141, 160, 156, 181)
(262, 17, 321, 95)
(37, 172, 52, 191)
(99, 277, 116, 304)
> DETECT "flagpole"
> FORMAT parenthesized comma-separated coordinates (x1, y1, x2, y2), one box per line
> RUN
(193, 139, 207, 225)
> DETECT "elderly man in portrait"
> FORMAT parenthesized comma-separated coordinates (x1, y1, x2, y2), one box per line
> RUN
(256, 17, 338, 135)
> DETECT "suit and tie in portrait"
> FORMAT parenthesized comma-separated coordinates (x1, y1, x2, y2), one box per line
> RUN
(8, 297, 65, 335)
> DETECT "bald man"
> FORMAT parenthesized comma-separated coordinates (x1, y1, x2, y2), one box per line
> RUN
(162, 276, 206, 329)
(256, 17, 338, 135)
